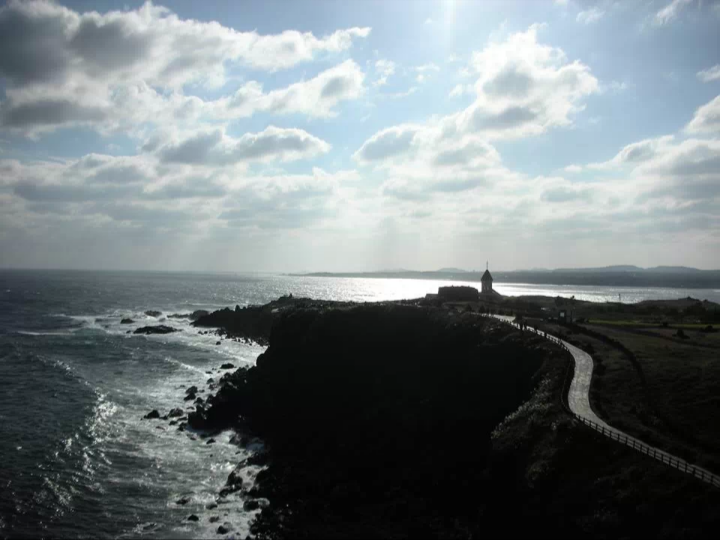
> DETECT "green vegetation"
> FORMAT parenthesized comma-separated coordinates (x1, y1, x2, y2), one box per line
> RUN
(512, 296, 720, 475)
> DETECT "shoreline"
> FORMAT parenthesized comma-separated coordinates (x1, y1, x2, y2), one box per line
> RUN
(150, 293, 720, 538)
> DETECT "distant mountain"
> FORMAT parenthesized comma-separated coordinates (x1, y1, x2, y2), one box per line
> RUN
(375, 268, 411, 273)
(553, 265, 643, 273)
(437, 267, 468, 273)
(298, 265, 720, 289)
(645, 266, 703, 273)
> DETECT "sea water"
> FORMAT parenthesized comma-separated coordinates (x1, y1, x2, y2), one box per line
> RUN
(1, 269, 717, 538)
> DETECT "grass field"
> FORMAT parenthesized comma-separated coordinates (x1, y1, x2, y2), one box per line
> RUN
(589, 319, 715, 329)
(531, 318, 720, 473)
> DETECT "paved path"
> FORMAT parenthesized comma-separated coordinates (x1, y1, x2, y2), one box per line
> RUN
(491, 315, 720, 488)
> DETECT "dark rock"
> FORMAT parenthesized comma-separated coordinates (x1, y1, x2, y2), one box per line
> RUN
(186, 386, 198, 395)
(184, 392, 197, 401)
(189, 302, 558, 538)
(145, 310, 162, 317)
(168, 408, 184, 418)
(243, 499, 260, 511)
(176, 496, 191, 505)
(220, 363, 235, 369)
(209, 516, 220, 523)
(155, 425, 165, 430)
(206, 502, 218, 510)
(207, 378, 215, 384)
(134, 325, 178, 335)
(206, 438, 216, 445)
(216, 341, 221, 345)
(143, 409, 160, 419)
(168, 313, 191, 319)
(190, 310, 210, 321)
(194, 397, 204, 405)
(217, 523, 232, 534)
(169, 420, 178, 426)
(121, 318, 134, 324)
(187, 514, 199, 522)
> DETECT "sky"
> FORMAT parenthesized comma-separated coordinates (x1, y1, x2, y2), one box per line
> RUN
(0, 0, 719, 272)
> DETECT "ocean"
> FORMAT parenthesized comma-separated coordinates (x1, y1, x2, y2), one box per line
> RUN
(1, 269, 718, 539)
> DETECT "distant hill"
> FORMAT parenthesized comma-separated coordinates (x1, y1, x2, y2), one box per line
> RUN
(437, 267, 468, 273)
(553, 265, 703, 273)
(553, 265, 644, 273)
(297, 265, 720, 289)
(645, 266, 703, 273)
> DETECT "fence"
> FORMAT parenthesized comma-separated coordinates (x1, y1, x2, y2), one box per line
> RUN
(486, 314, 720, 489)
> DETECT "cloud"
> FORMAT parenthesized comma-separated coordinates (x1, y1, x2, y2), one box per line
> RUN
(463, 24, 598, 135)
(542, 186, 592, 202)
(576, 8, 605, 24)
(685, 95, 720, 134)
(353, 125, 423, 164)
(449, 84, 473, 98)
(698, 65, 720, 82)
(653, 0, 693, 26)
(360, 23, 599, 171)
(0, 1, 370, 84)
(0, 1, 370, 136)
(224, 59, 366, 119)
(158, 126, 331, 166)
(414, 63, 440, 83)
(382, 87, 418, 99)
(373, 59, 396, 87)
(350, 24, 600, 223)
(217, 167, 356, 230)
(564, 135, 675, 171)
(0, 98, 108, 130)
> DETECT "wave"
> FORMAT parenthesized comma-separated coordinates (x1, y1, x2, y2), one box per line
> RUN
(16, 330, 74, 336)
(60, 310, 264, 363)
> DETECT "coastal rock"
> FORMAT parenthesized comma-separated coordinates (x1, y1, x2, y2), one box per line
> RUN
(216, 341, 221, 345)
(183, 393, 196, 401)
(243, 499, 260, 511)
(187, 514, 199, 522)
(209, 516, 220, 523)
(207, 378, 215, 384)
(220, 363, 235, 370)
(206, 502, 218, 510)
(143, 409, 160, 419)
(176, 496, 191, 505)
(120, 318, 134, 324)
(134, 325, 178, 335)
(168, 408, 184, 418)
(186, 386, 198, 395)
(217, 523, 232, 534)
(190, 310, 210, 321)
(145, 310, 162, 317)
(191, 304, 555, 537)
(194, 397, 204, 405)
(206, 438, 216, 445)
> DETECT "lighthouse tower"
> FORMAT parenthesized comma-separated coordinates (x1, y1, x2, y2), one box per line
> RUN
(481, 262, 493, 294)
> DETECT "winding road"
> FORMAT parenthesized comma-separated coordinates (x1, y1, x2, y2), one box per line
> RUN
(492, 314, 720, 489)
